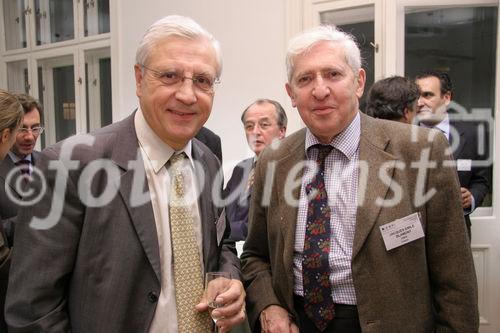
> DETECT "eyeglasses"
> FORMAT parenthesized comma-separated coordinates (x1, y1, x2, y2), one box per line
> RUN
(140, 64, 219, 93)
(19, 126, 44, 135)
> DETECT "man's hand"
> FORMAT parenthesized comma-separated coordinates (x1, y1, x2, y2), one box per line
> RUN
(259, 305, 299, 333)
(461, 187, 472, 209)
(196, 278, 246, 333)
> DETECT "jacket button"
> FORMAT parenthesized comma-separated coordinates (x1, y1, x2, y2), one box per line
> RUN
(148, 291, 158, 303)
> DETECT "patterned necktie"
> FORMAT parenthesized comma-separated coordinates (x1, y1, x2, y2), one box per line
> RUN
(302, 144, 335, 331)
(167, 153, 212, 332)
(245, 162, 256, 193)
(15, 159, 31, 176)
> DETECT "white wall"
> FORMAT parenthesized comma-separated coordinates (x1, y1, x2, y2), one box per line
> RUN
(113, 0, 303, 179)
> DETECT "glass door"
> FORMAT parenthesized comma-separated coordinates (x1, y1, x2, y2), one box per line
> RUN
(398, 2, 499, 332)
(84, 48, 112, 131)
(310, 1, 381, 112)
(37, 55, 76, 145)
(402, 3, 497, 210)
(6, 59, 29, 93)
(2, 0, 28, 50)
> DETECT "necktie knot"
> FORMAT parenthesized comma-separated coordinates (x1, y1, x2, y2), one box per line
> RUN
(15, 159, 31, 175)
(314, 144, 333, 164)
(168, 153, 188, 198)
(169, 152, 186, 165)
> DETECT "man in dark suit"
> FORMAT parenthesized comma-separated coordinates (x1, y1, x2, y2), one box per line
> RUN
(196, 126, 223, 162)
(225, 99, 287, 243)
(0, 93, 44, 246)
(242, 25, 477, 332)
(6, 15, 245, 333)
(416, 70, 490, 237)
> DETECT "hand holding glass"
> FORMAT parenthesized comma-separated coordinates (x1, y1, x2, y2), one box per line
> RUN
(205, 272, 231, 324)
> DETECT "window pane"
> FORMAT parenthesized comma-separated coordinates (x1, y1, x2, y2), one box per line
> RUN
(38, 56, 76, 144)
(53, 66, 76, 141)
(405, 7, 497, 207)
(320, 6, 375, 111)
(3, 0, 27, 50)
(85, 49, 112, 131)
(84, 0, 110, 37)
(6, 60, 29, 93)
(37, 66, 46, 149)
(35, 0, 74, 45)
(99, 58, 112, 126)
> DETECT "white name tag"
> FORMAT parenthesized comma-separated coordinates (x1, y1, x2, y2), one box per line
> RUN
(457, 159, 472, 172)
(379, 213, 425, 251)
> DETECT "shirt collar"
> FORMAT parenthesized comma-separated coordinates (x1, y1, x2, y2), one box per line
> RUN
(134, 107, 194, 173)
(8, 151, 32, 164)
(421, 113, 450, 139)
(305, 111, 360, 160)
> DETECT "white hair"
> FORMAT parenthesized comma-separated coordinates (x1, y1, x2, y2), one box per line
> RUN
(286, 25, 361, 82)
(135, 15, 222, 78)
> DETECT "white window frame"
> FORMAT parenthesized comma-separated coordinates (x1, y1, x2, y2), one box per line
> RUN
(397, 0, 499, 218)
(82, 45, 110, 131)
(1, 0, 113, 148)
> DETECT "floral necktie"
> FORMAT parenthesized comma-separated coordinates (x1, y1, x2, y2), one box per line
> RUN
(302, 144, 335, 331)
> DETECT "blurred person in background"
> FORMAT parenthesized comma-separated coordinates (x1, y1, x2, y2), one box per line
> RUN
(0, 93, 44, 245)
(365, 75, 419, 124)
(0, 89, 23, 333)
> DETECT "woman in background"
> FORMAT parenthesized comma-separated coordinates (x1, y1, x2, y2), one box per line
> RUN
(0, 89, 23, 332)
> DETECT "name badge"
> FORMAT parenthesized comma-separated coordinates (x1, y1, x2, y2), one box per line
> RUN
(457, 159, 472, 172)
(379, 213, 424, 251)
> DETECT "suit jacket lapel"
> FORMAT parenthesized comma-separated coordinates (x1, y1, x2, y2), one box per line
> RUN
(275, 130, 306, 292)
(0, 154, 21, 197)
(353, 115, 396, 258)
(450, 122, 466, 159)
(192, 141, 218, 273)
(114, 114, 161, 283)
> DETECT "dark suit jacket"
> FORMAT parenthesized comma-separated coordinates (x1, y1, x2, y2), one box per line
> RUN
(0, 151, 40, 332)
(449, 120, 491, 231)
(0, 151, 41, 245)
(224, 158, 254, 241)
(5, 113, 239, 332)
(0, 209, 10, 333)
(195, 126, 223, 163)
(242, 113, 478, 332)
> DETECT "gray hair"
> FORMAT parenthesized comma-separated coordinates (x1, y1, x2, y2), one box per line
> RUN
(135, 15, 223, 78)
(241, 99, 288, 129)
(286, 25, 361, 82)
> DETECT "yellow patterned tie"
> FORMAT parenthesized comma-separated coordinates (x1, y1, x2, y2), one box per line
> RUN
(168, 153, 212, 332)
(245, 163, 256, 193)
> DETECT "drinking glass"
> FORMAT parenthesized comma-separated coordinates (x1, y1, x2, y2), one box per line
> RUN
(205, 271, 231, 330)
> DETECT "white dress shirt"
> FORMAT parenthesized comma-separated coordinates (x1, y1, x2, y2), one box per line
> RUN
(293, 112, 361, 305)
(134, 109, 204, 332)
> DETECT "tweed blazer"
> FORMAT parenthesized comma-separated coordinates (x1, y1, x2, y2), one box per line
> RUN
(242, 113, 478, 332)
(6, 113, 239, 332)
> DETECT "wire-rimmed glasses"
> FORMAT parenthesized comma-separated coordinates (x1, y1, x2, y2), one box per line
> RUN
(140, 64, 219, 94)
